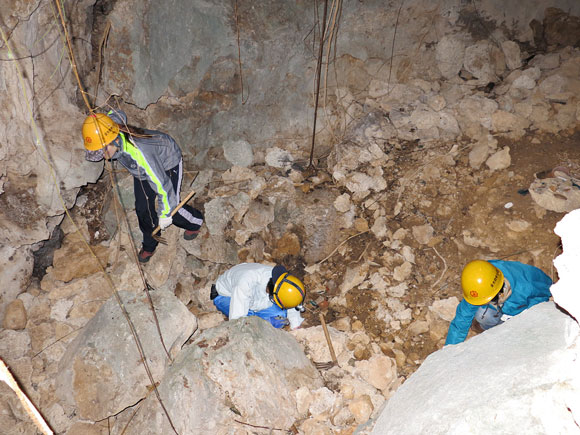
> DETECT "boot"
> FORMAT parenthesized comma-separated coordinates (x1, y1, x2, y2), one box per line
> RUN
(184, 230, 200, 240)
(138, 248, 155, 263)
(210, 284, 218, 300)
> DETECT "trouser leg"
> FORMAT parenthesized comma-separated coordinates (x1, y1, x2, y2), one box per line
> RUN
(474, 304, 503, 330)
(212, 295, 286, 323)
(248, 304, 287, 320)
(167, 162, 204, 231)
(213, 295, 231, 317)
(134, 177, 159, 252)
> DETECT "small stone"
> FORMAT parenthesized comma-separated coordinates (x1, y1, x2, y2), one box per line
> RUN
(429, 297, 460, 322)
(3, 299, 27, 330)
(507, 219, 531, 232)
(331, 317, 351, 332)
(354, 346, 371, 360)
(334, 193, 351, 213)
(392, 348, 406, 367)
(469, 143, 491, 169)
(295, 386, 313, 416)
(501, 40, 522, 70)
(408, 352, 421, 363)
(412, 224, 434, 245)
(332, 406, 355, 426)
(393, 261, 413, 282)
(349, 395, 374, 424)
(356, 354, 397, 391)
(408, 320, 429, 336)
(354, 217, 369, 232)
(427, 95, 446, 111)
(352, 320, 364, 331)
(274, 232, 301, 257)
(371, 216, 388, 239)
(486, 147, 511, 171)
(309, 387, 336, 416)
(392, 228, 408, 240)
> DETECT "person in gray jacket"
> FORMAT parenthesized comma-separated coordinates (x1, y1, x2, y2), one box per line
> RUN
(82, 109, 204, 263)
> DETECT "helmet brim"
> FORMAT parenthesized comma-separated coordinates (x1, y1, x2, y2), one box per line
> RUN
(85, 148, 105, 162)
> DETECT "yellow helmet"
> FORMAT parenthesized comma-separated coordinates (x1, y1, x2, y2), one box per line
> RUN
(272, 273, 305, 309)
(461, 260, 504, 305)
(82, 113, 119, 151)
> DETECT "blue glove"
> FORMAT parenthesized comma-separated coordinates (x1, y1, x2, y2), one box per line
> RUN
(269, 316, 289, 328)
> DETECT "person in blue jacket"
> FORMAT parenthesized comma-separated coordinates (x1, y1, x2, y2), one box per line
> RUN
(445, 259, 552, 345)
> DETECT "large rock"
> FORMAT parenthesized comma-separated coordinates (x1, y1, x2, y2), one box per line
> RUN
(542, 7, 580, 48)
(56, 290, 197, 421)
(552, 209, 580, 321)
(435, 35, 465, 80)
(123, 316, 323, 434)
(370, 302, 580, 434)
(463, 40, 503, 83)
(0, 246, 33, 320)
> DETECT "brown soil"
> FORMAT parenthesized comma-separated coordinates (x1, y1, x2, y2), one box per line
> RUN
(300, 129, 580, 378)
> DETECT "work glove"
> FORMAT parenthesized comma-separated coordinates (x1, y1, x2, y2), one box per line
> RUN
(158, 216, 173, 230)
(269, 316, 290, 329)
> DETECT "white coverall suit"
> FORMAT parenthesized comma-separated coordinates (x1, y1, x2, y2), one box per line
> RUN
(214, 263, 304, 329)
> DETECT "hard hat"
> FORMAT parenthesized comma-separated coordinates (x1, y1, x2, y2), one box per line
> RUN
(82, 113, 119, 151)
(461, 260, 504, 305)
(271, 273, 305, 309)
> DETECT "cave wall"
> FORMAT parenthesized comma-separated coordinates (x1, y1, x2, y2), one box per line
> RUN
(0, 0, 579, 316)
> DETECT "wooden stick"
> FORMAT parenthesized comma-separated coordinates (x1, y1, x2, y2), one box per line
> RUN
(319, 313, 338, 365)
(0, 359, 53, 434)
(151, 190, 196, 236)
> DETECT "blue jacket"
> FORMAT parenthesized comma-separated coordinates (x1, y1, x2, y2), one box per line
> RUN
(445, 260, 552, 345)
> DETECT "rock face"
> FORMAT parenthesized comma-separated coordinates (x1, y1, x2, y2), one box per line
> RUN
(370, 302, 580, 434)
(56, 290, 197, 421)
(123, 316, 323, 434)
(552, 209, 580, 323)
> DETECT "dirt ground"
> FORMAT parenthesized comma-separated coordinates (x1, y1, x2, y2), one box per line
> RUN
(75, 129, 579, 380)
(299, 129, 579, 378)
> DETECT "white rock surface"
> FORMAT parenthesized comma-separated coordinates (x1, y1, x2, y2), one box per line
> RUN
(370, 302, 580, 435)
(553, 209, 580, 321)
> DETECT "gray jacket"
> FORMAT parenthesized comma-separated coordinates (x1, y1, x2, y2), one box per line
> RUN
(108, 109, 182, 218)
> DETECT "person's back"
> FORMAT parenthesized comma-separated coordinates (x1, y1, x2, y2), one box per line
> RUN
(445, 260, 552, 345)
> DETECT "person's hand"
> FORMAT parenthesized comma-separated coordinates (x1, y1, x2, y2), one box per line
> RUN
(269, 316, 289, 328)
(158, 216, 173, 230)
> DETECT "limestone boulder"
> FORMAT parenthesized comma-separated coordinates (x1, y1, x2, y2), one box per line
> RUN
(56, 290, 197, 421)
(370, 302, 580, 434)
(0, 246, 33, 320)
(123, 316, 323, 434)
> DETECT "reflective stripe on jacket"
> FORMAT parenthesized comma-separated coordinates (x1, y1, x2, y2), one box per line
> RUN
(107, 109, 182, 218)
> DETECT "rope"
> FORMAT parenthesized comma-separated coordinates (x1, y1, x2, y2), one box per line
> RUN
(233, 0, 248, 104)
(1, 6, 178, 433)
(52, 1, 177, 424)
(308, 0, 329, 169)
